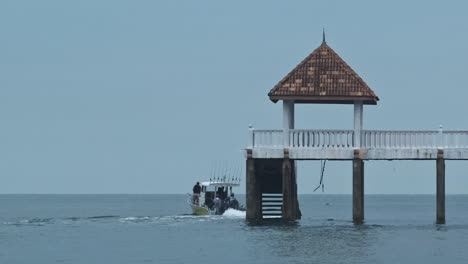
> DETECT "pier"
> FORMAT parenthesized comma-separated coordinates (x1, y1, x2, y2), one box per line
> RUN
(245, 36, 468, 224)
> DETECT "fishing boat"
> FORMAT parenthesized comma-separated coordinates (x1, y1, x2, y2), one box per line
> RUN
(187, 176, 242, 215)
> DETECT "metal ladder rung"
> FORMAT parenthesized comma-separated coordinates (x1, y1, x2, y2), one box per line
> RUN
(262, 203, 282, 206)
(262, 208, 282, 212)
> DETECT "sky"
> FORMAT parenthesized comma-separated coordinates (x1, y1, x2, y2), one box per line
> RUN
(1, 0, 468, 194)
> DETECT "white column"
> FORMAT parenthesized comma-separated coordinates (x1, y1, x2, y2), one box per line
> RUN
(283, 100, 295, 147)
(248, 124, 254, 149)
(354, 101, 363, 148)
(438, 124, 443, 148)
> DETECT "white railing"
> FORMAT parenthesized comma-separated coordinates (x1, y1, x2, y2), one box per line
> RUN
(250, 129, 354, 148)
(441, 131, 468, 148)
(361, 130, 439, 148)
(249, 128, 468, 149)
(362, 130, 468, 149)
(289, 129, 354, 148)
(251, 129, 283, 148)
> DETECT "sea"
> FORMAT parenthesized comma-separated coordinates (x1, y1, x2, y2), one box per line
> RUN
(1, 194, 468, 264)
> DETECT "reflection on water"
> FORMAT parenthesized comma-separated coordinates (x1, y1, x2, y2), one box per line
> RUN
(246, 221, 377, 263)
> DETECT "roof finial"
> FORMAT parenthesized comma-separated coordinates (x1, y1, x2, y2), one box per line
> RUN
(322, 28, 326, 43)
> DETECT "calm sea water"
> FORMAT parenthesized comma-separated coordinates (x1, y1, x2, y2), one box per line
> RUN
(1, 194, 468, 264)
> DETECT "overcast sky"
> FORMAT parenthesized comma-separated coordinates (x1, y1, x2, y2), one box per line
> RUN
(1, 0, 467, 194)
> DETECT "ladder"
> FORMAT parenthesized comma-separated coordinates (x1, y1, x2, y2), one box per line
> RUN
(261, 193, 282, 218)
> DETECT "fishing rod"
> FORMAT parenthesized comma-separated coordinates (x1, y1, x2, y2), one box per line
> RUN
(226, 163, 231, 182)
(212, 161, 217, 182)
(214, 161, 220, 182)
(235, 161, 240, 183)
(210, 161, 215, 182)
(240, 160, 244, 181)
(224, 162, 228, 181)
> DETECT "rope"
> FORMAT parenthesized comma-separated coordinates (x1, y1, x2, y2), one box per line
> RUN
(313, 160, 327, 192)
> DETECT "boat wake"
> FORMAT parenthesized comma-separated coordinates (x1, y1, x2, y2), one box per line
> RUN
(2, 215, 121, 226)
(3, 211, 246, 227)
(222, 208, 245, 218)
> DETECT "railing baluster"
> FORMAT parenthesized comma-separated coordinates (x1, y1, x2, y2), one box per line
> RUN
(375, 131, 378, 148)
(327, 131, 330, 148)
(317, 131, 321, 148)
(301, 131, 305, 147)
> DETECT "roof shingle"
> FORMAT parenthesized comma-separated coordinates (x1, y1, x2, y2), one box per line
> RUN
(268, 41, 379, 105)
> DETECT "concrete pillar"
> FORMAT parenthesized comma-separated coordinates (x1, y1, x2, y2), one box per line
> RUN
(353, 158, 364, 224)
(436, 149, 445, 224)
(291, 161, 301, 219)
(282, 158, 293, 221)
(282, 100, 295, 147)
(246, 158, 262, 221)
(353, 101, 363, 148)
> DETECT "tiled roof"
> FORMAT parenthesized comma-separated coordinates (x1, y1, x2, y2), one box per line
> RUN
(268, 41, 379, 105)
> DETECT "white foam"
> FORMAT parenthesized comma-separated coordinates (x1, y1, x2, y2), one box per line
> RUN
(222, 208, 246, 218)
(119, 216, 150, 222)
(119, 217, 137, 222)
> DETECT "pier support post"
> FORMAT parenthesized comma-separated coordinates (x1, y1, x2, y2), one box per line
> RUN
(282, 156, 294, 221)
(246, 155, 262, 221)
(353, 156, 364, 224)
(292, 161, 301, 219)
(436, 149, 445, 224)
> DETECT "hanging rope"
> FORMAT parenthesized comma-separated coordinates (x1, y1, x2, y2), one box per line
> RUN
(313, 160, 327, 192)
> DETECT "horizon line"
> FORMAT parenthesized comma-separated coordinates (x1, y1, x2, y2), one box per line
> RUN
(1, 193, 468, 195)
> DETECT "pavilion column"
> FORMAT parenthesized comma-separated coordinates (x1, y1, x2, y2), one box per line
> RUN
(283, 100, 295, 147)
(282, 100, 299, 220)
(354, 101, 363, 148)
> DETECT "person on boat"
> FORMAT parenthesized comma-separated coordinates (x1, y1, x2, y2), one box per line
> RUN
(228, 193, 239, 210)
(192, 182, 201, 205)
(216, 187, 224, 200)
(213, 195, 223, 215)
(223, 196, 230, 212)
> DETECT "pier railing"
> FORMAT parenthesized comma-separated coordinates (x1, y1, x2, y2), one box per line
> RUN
(249, 129, 468, 149)
(362, 130, 439, 149)
(289, 129, 354, 148)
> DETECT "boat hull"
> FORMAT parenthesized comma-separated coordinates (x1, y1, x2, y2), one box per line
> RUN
(190, 204, 210, 215)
